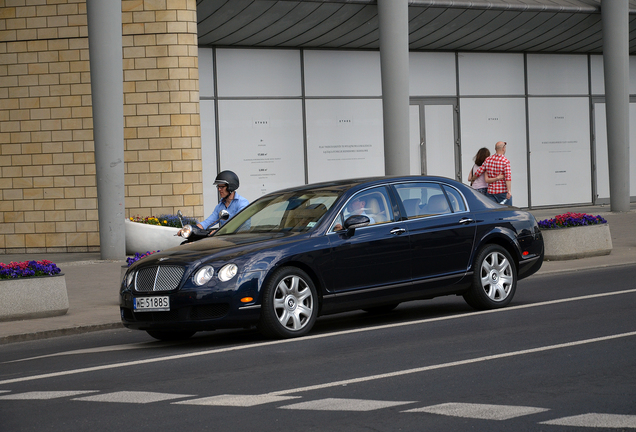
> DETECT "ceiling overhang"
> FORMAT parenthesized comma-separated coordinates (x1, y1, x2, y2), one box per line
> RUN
(196, 0, 636, 54)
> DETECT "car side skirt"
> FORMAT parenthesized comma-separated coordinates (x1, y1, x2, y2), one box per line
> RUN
(320, 273, 472, 315)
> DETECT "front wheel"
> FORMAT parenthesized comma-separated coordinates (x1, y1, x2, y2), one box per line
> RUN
(463, 244, 517, 310)
(258, 267, 318, 339)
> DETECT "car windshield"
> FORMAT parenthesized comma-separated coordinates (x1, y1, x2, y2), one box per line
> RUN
(215, 190, 342, 235)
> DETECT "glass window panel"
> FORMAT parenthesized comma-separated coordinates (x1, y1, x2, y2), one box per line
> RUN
(394, 183, 450, 218)
(443, 185, 466, 213)
(330, 187, 392, 232)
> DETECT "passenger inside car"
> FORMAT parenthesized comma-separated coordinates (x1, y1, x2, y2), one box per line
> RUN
(423, 194, 450, 214)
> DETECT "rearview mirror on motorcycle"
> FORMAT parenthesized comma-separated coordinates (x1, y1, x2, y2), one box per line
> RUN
(177, 209, 231, 243)
(179, 224, 212, 242)
(218, 210, 230, 223)
(176, 210, 184, 228)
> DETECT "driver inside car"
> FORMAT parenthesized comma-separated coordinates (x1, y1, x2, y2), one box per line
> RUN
(333, 195, 375, 231)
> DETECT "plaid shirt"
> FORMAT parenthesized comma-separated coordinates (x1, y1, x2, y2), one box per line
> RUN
(472, 154, 511, 194)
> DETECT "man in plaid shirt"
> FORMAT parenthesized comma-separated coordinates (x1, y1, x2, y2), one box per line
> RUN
(472, 141, 512, 205)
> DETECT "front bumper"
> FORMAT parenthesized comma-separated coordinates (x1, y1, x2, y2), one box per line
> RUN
(119, 269, 264, 331)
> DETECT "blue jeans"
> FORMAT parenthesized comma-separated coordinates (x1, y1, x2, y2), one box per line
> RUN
(488, 192, 512, 206)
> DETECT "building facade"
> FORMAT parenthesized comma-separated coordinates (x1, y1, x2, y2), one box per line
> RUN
(1, 0, 634, 254)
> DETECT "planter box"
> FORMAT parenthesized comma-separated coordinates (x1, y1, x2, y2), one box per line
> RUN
(0, 274, 69, 321)
(542, 223, 612, 261)
(125, 219, 183, 255)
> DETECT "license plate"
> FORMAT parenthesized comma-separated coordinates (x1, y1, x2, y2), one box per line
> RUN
(134, 296, 170, 312)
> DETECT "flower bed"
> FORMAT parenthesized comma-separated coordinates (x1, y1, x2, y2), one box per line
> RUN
(129, 214, 198, 228)
(1, 260, 61, 279)
(537, 212, 607, 230)
(125, 214, 197, 255)
(126, 251, 159, 267)
(538, 213, 612, 261)
(0, 260, 68, 321)
(125, 219, 182, 255)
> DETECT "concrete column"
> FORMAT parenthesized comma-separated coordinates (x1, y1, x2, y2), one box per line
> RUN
(602, 0, 630, 212)
(86, 0, 126, 259)
(378, 0, 411, 176)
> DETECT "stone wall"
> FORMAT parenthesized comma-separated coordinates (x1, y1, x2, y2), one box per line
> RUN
(122, 0, 202, 221)
(0, 0, 203, 254)
(0, 0, 95, 253)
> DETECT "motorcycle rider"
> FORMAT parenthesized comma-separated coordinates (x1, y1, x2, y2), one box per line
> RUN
(178, 170, 249, 236)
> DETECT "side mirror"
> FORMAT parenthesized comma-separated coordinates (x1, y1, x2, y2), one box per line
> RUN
(343, 214, 370, 236)
(219, 209, 230, 221)
(176, 210, 184, 227)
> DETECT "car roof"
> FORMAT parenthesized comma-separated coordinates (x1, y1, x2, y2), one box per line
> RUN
(270, 175, 462, 194)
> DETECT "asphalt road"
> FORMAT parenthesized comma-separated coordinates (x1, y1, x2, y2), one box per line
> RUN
(1, 265, 635, 432)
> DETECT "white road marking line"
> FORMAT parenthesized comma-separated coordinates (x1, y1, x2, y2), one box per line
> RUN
(265, 331, 636, 397)
(0, 391, 99, 400)
(74, 391, 193, 404)
(279, 398, 415, 411)
(1, 288, 634, 386)
(1, 342, 164, 364)
(403, 402, 549, 420)
(541, 413, 636, 428)
(173, 394, 300, 407)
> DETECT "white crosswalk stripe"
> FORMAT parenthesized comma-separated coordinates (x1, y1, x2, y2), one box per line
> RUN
(403, 402, 549, 420)
(173, 394, 300, 407)
(0, 391, 98, 400)
(280, 398, 415, 412)
(74, 391, 193, 404)
(541, 413, 636, 428)
(1, 388, 633, 430)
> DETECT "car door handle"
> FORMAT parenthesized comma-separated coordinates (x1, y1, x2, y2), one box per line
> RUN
(390, 228, 406, 235)
(459, 218, 475, 225)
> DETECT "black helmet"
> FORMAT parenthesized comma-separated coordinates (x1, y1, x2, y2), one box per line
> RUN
(214, 170, 240, 193)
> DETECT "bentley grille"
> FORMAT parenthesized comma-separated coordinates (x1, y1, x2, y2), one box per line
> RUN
(134, 266, 185, 292)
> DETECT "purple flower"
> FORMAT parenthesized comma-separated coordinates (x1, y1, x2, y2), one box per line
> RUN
(126, 251, 161, 267)
(538, 213, 607, 230)
(0, 260, 61, 279)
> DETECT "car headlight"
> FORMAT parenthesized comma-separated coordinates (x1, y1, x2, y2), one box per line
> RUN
(217, 263, 238, 282)
(126, 270, 135, 288)
(193, 265, 214, 286)
(181, 224, 193, 239)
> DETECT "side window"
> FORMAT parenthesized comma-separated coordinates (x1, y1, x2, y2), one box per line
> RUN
(394, 183, 451, 218)
(442, 185, 467, 213)
(331, 186, 392, 231)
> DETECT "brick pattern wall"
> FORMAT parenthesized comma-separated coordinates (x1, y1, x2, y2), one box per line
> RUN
(122, 0, 203, 222)
(0, 0, 203, 254)
(0, 0, 96, 253)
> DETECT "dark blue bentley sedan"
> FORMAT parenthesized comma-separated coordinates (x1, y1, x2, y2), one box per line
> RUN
(120, 176, 544, 341)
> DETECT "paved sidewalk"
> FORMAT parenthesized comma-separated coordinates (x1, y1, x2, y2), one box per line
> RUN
(1, 204, 634, 345)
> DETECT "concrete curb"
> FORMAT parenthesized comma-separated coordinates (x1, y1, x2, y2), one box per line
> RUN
(533, 261, 636, 276)
(0, 322, 124, 345)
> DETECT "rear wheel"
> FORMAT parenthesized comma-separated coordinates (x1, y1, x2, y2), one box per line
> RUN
(146, 330, 196, 341)
(463, 244, 517, 310)
(258, 267, 318, 339)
